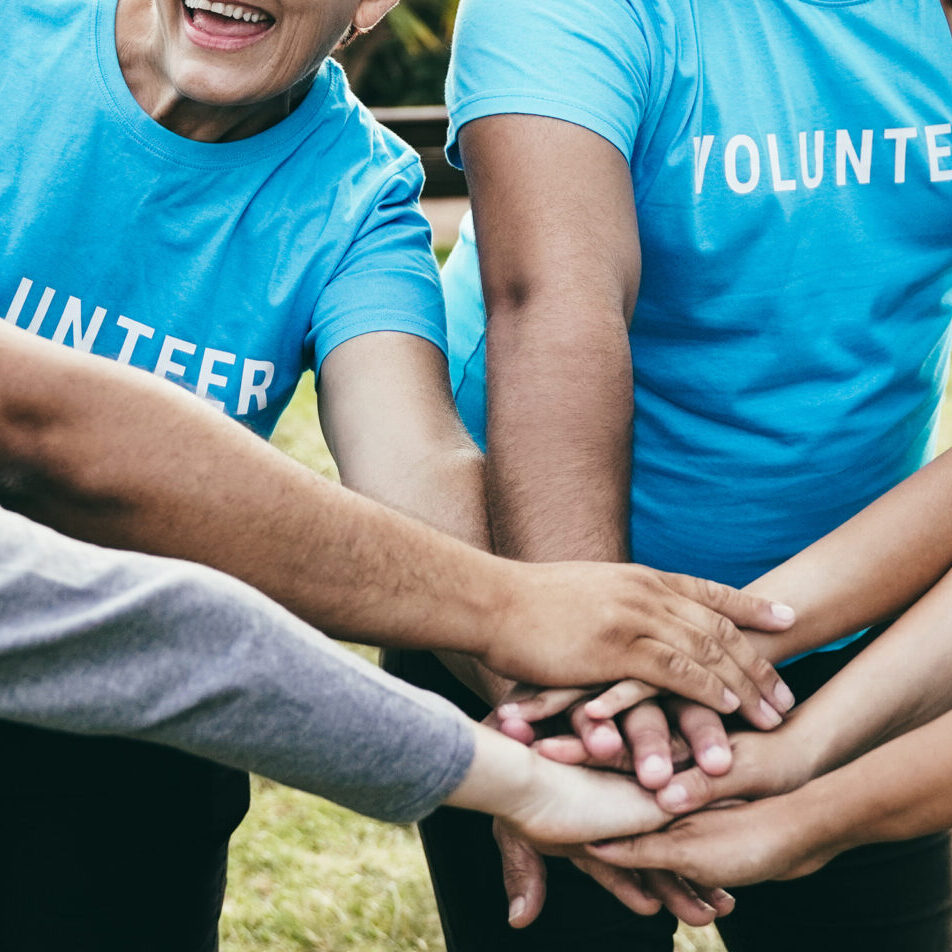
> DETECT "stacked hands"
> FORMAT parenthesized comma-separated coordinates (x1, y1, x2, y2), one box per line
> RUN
(476, 568, 818, 928)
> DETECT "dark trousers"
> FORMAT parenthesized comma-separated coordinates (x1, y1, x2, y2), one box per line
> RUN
(385, 629, 952, 952)
(0, 722, 250, 952)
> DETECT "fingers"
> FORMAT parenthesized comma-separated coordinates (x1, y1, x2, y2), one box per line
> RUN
(619, 701, 673, 790)
(659, 576, 797, 723)
(570, 858, 662, 918)
(583, 679, 658, 719)
(497, 687, 593, 724)
(494, 821, 548, 929)
(639, 870, 729, 927)
(666, 572, 796, 633)
(586, 832, 701, 879)
(569, 703, 626, 762)
(663, 611, 791, 730)
(498, 717, 537, 746)
(667, 698, 732, 775)
(534, 734, 592, 765)
(656, 763, 735, 814)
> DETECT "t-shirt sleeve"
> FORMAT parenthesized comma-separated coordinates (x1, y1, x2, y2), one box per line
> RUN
(307, 156, 447, 376)
(446, 0, 655, 167)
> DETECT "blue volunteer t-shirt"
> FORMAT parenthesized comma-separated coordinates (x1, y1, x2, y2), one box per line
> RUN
(0, 0, 446, 438)
(444, 0, 952, 599)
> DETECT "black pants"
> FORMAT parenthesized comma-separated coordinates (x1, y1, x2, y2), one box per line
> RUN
(0, 722, 250, 952)
(385, 629, 952, 952)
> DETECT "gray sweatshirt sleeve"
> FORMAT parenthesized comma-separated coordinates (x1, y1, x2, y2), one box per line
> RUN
(0, 506, 474, 823)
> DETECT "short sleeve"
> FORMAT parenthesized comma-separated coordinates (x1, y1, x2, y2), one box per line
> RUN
(307, 157, 447, 375)
(446, 0, 655, 167)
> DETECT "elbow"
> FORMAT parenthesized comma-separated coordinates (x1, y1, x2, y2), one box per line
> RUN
(0, 392, 108, 514)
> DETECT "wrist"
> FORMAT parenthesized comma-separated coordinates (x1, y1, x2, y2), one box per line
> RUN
(776, 773, 862, 873)
(443, 722, 535, 820)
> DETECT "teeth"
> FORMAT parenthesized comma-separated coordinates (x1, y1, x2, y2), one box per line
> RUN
(184, 0, 270, 22)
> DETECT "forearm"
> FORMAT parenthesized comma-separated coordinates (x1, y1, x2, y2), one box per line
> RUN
(0, 326, 510, 658)
(0, 507, 474, 823)
(744, 448, 952, 663)
(768, 565, 952, 781)
(782, 706, 952, 858)
(463, 115, 639, 565)
(486, 304, 633, 563)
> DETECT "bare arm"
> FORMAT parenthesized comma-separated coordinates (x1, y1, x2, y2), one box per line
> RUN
(743, 447, 952, 664)
(317, 330, 510, 702)
(0, 324, 789, 696)
(462, 114, 638, 566)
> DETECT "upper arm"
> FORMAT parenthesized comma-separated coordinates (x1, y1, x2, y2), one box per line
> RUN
(460, 115, 641, 327)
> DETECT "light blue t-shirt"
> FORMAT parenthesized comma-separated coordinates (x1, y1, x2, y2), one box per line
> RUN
(0, 0, 446, 438)
(444, 0, 952, 596)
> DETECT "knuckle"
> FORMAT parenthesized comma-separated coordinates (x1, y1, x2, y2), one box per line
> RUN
(711, 613, 737, 644)
(749, 656, 776, 684)
(696, 636, 726, 668)
(661, 649, 695, 683)
(700, 576, 728, 607)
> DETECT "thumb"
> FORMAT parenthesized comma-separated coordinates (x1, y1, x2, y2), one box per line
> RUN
(656, 764, 741, 815)
(494, 820, 547, 929)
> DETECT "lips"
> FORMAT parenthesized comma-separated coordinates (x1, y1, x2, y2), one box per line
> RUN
(182, 0, 275, 50)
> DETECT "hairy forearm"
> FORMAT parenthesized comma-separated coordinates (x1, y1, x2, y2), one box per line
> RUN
(486, 303, 633, 563)
(0, 507, 475, 823)
(333, 423, 513, 703)
(0, 327, 510, 657)
(744, 448, 952, 664)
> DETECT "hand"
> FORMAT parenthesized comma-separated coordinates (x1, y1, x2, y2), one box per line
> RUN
(494, 819, 735, 929)
(501, 690, 734, 792)
(486, 561, 796, 729)
(586, 796, 839, 888)
(653, 715, 819, 815)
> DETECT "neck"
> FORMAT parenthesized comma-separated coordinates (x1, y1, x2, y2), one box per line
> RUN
(114, 0, 308, 142)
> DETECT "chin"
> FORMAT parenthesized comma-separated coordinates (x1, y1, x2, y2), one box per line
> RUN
(166, 57, 277, 107)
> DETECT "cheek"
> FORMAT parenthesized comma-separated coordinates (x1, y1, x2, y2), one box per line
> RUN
(264, 25, 339, 88)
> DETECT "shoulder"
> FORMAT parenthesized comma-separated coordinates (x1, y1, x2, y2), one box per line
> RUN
(313, 60, 423, 200)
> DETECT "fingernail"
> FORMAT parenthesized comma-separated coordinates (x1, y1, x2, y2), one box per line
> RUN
(497, 704, 521, 720)
(508, 896, 526, 924)
(584, 700, 608, 718)
(759, 698, 783, 727)
(592, 725, 617, 745)
(712, 888, 734, 905)
(659, 783, 687, 810)
(641, 754, 669, 779)
(770, 602, 796, 623)
(723, 689, 741, 711)
(702, 745, 731, 771)
(774, 681, 796, 712)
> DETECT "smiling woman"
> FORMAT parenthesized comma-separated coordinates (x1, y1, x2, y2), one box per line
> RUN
(115, 0, 396, 136)
(0, 0, 466, 950)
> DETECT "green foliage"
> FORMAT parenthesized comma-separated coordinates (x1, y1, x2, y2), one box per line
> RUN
(336, 0, 459, 106)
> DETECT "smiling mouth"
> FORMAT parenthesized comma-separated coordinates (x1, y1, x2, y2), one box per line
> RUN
(182, 0, 275, 43)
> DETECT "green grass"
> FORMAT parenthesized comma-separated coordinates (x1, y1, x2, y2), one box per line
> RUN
(224, 373, 952, 952)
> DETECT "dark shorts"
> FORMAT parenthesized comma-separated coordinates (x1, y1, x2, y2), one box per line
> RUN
(384, 627, 952, 952)
(0, 721, 250, 952)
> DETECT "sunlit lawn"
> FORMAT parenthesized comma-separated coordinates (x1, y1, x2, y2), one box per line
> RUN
(223, 370, 952, 952)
